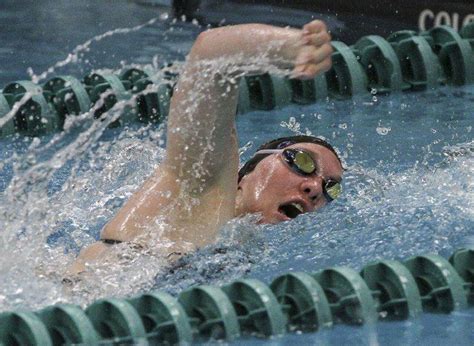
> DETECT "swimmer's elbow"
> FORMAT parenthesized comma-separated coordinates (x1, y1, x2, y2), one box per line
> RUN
(189, 24, 268, 62)
(188, 30, 212, 61)
(66, 241, 111, 276)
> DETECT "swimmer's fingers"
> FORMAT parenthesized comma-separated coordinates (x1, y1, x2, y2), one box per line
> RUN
(302, 20, 328, 36)
(291, 57, 332, 79)
(302, 30, 332, 48)
(295, 43, 333, 66)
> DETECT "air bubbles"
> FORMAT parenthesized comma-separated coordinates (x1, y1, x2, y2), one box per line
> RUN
(314, 113, 323, 120)
(29, 137, 41, 148)
(370, 89, 379, 103)
(376, 126, 391, 136)
(280, 116, 301, 133)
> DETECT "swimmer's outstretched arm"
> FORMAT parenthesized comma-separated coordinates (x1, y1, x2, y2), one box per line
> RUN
(70, 21, 332, 273)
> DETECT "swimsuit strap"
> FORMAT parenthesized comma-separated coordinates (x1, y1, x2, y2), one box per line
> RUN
(101, 239, 123, 245)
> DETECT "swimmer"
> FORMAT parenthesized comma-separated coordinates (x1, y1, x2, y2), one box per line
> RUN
(69, 20, 341, 274)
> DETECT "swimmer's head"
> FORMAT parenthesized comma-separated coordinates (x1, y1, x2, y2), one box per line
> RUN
(236, 135, 344, 223)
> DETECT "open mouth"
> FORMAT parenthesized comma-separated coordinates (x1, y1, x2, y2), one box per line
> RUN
(278, 202, 305, 219)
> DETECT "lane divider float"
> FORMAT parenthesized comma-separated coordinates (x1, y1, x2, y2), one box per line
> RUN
(0, 23, 473, 138)
(0, 248, 472, 345)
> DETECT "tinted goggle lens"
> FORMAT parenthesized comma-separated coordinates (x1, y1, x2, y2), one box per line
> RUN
(324, 179, 342, 201)
(293, 150, 316, 174)
(283, 149, 342, 201)
(283, 149, 316, 174)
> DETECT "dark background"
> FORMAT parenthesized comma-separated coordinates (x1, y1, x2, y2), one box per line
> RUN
(173, 0, 474, 43)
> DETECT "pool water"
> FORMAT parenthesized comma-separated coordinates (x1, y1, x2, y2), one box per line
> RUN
(0, 1, 473, 344)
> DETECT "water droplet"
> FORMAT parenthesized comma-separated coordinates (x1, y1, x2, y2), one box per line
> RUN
(376, 127, 391, 135)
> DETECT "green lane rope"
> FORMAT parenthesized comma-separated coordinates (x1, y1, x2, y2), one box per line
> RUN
(3, 81, 59, 136)
(360, 259, 423, 320)
(270, 272, 333, 332)
(221, 278, 287, 337)
(177, 285, 241, 342)
(43, 76, 92, 122)
(84, 298, 147, 342)
(0, 248, 472, 345)
(327, 41, 368, 98)
(449, 248, 474, 305)
(353, 35, 404, 94)
(313, 266, 378, 324)
(404, 254, 468, 312)
(37, 304, 99, 345)
(289, 73, 328, 105)
(0, 94, 14, 137)
(1, 24, 473, 138)
(238, 73, 292, 111)
(127, 291, 193, 344)
(0, 312, 52, 346)
(424, 26, 474, 85)
(388, 31, 444, 90)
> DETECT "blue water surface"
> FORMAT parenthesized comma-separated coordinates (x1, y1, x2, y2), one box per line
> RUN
(0, 1, 473, 345)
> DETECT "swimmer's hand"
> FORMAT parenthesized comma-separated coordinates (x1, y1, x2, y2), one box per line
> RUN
(289, 20, 333, 80)
(187, 20, 332, 80)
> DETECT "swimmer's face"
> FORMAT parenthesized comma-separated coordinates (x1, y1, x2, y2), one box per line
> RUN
(236, 143, 343, 223)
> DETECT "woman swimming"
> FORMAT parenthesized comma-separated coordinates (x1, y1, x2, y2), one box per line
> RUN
(70, 20, 341, 274)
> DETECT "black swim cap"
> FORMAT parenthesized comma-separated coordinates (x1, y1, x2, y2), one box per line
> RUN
(238, 135, 342, 182)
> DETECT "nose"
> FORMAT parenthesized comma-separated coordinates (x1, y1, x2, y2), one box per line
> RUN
(300, 177, 324, 203)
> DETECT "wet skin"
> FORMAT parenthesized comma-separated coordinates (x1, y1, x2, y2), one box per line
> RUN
(236, 142, 343, 223)
(69, 20, 334, 274)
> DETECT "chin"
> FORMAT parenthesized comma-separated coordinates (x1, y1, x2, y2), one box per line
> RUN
(257, 212, 289, 224)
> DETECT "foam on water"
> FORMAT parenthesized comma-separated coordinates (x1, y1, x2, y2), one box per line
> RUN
(0, 13, 321, 309)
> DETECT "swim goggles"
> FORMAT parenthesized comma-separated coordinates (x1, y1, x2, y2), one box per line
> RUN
(255, 148, 342, 202)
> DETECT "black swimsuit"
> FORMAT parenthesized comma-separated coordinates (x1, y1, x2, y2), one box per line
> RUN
(101, 239, 123, 245)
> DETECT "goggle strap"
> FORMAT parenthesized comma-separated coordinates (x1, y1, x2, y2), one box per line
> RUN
(254, 148, 342, 203)
(254, 149, 284, 155)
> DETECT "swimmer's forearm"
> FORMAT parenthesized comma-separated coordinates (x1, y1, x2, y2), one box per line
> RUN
(187, 22, 332, 78)
(188, 24, 302, 71)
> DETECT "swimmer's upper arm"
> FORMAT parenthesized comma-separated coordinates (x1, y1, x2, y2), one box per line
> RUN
(66, 241, 112, 276)
(163, 63, 240, 195)
(163, 24, 305, 193)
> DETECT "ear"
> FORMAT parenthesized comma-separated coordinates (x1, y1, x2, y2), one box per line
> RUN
(235, 179, 245, 216)
(237, 174, 248, 191)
